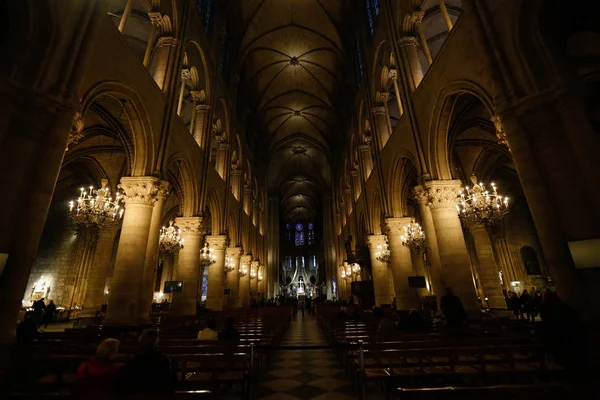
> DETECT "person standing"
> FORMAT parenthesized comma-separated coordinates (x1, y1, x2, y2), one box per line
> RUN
(440, 288, 467, 327)
(532, 290, 543, 322)
(42, 299, 57, 329)
(31, 298, 45, 329)
(508, 291, 521, 319)
(520, 290, 533, 321)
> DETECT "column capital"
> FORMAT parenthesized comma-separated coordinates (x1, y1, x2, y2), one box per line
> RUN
(398, 36, 419, 47)
(195, 104, 210, 113)
(359, 143, 371, 152)
(156, 180, 170, 200)
(205, 235, 228, 250)
(240, 254, 252, 263)
(250, 260, 259, 269)
(366, 234, 388, 250)
(226, 247, 243, 258)
(175, 216, 203, 235)
(190, 90, 206, 104)
(384, 217, 414, 236)
(411, 11, 424, 25)
(181, 68, 191, 81)
(118, 176, 161, 206)
(66, 112, 85, 150)
(157, 36, 178, 48)
(371, 106, 386, 116)
(422, 180, 462, 210)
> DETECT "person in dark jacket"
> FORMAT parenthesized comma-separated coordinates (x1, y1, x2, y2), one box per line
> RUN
(508, 291, 521, 318)
(440, 288, 467, 327)
(532, 290, 543, 321)
(32, 298, 45, 329)
(42, 299, 57, 329)
(520, 290, 533, 321)
(117, 329, 175, 393)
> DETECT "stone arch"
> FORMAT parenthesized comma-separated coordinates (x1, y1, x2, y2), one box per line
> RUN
(388, 152, 419, 217)
(81, 82, 154, 177)
(185, 40, 211, 100)
(428, 80, 495, 180)
(165, 153, 199, 217)
(206, 189, 222, 235)
(228, 211, 239, 246)
(371, 189, 383, 235)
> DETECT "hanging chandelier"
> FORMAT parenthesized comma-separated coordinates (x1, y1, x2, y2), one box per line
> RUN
(249, 266, 257, 280)
(375, 241, 391, 264)
(200, 243, 217, 267)
(224, 255, 235, 274)
(351, 263, 361, 277)
(238, 263, 248, 277)
(258, 267, 263, 282)
(68, 179, 124, 227)
(158, 221, 184, 253)
(340, 266, 347, 280)
(457, 175, 510, 228)
(401, 221, 426, 254)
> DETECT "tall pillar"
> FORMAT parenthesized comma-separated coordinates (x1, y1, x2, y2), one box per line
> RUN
(470, 224, 505, 308)
(118, 0, 134, 33)
(250, 261, 259, 300)
(438, 0, 454, 31)
(422, 180, 479, 311)
(192, 105, 210, 149)
(239, 255, 252, 306)
(413, 186, 444, 297)
(372, 106, 390, 150)
(226, 247, 242, 308)
(267, 197, 280, 298)
(215, 142, 229, 180)
(412, 12, 433, 65)
(149, 36, 179, 91)
(171, 217, 202, 316)
(322, 196, 336, 300)
(385, 218, 421, 310)
(137, 181, 169, 322)
(105, 177, 160, 324)
(367, 235, 394, 306)
(399, 37, 424, 89)
(359, 144, 374, 179)
(81, 226, 118, 317)
(258, 265, 265, 297)
(205, 235, 227, 311)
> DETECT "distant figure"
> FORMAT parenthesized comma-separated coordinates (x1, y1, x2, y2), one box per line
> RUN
(218, 317, 240, 341)
(508, 291, 521, 318)
(440, 288, 467, 326)
(74, 338, 121, 398)
(117, 329, 174, 394)
(520, 290, 533, 321)
(532, 291, 543, 322)
(31, 298, 45, 328)
(197, 318, 218, 340)
(42, 300, 57, 329)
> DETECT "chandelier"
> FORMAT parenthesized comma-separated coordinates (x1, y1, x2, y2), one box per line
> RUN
(351, 263, 361, 277)
(457, 175, 510, 228)
(68, 179, 124, 227)
(200, 243, 217, 267)
(249, 266, 257, 280)
(257, 267, 263, 282)
(375, 241, 391, 264)
(401, 222, 426, 254)
(158, 221, 184, 253)
(224, 255, 235, 274)
(340, 266, 347, 280)
(238, 263, 248, 277)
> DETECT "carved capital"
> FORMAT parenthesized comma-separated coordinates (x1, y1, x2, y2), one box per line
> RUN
(205, 235, 228, 250)
(491, 115, 510, 150)
(181, 68, 191, 81)
(190, 90, 206, 104)
(388, 68, 398, 81)
(118, 176, 161, 206)
(226, 247, 243, 259)
(385, 217, 414, 236)
(156, 180, 170, 201)
(359, 144, 371, 153)
(250, 260, 259, 269)
(218, 142, 229, 151)
(411, 11, 424, 25)
(157, 36, 178, 47)
(398, 36, 419, 47)
(371, 106, 386, 116)
(175, 216, 203, 235)
(66, 112, 85, 150)
(195, 104, 210, 113)
(422, 180, 462, 210)
(366, 234, 387, 250)
(412, 185, 428, 205)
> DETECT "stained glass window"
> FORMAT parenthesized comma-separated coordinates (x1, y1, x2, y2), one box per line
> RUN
(355, 37, 364, 86)
(197, 0, 214, 34)
(365, 0, 380, 36)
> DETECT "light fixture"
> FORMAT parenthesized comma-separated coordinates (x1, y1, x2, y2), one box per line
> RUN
(159, 220, 184, 253)
(456, 175, 510, 229)
(351, 263, 361, 277)
(238, 264, 248, 277)
(375, 241, 391, 264)
(249, 266, 257, 280)
(68, 179, 124, 227)
(401, 222, 426, 254)
(258, 267, 263, 282)
(340, 266, 347, 280)
(199, 243, 217, 267)
(224, 255, 235, 274)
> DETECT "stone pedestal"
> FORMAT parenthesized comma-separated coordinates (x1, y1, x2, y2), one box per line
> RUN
(81, 226, 118, 317)
(137, 181, 169, 322)
(225, 247, 242, 308)
(105, 177, 160, 324)
(470, 224, 505, 308)
(205, 235, 227, 311)
(423, 180, 479, 311)
(171, 217, 202, 316)
(385, 217, 421, 310)
(367, 235, 394, 306)
(239, 255, 252, 306)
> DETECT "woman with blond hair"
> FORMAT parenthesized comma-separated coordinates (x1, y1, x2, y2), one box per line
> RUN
(74, 338, 122, 397)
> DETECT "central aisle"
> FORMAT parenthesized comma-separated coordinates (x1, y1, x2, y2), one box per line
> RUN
(256, 313, 356, 399)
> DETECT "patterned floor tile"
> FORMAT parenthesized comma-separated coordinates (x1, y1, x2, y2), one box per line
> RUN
(256, 393, 301, 400)
(310, 393, 355, 400)
(306, 377, 348, 391)
(273, 360, 303, 368)
(283, 384, 328, 399)
(266, 368, 303, 379)
(260, 378, 303, 392)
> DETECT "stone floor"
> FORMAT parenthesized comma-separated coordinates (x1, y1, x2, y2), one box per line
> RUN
(255, 312, 359, 400)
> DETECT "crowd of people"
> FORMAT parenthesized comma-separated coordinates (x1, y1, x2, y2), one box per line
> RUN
(505, 288, 544, 321)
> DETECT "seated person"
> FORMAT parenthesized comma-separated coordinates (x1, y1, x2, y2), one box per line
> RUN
(218, 317, 240, 341)
(197, 318, 218, 340)
(74, 338, 121, 398)
(117, 329, 175, 393)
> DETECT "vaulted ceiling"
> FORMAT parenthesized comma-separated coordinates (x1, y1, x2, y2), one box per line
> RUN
(227, 0, 354, 222)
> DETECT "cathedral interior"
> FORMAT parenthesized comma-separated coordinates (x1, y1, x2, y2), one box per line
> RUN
(0, 0, 599, 398)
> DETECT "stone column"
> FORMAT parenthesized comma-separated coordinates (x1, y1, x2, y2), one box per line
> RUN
(215, 142, 229, 180)
(118, 0, 134, 33)
(258, 266, 265, 297)
(137, 181, 169, 322)
(388, 69, 405, 117)
(176, 69, 190, 116)
(250, 261, 259, 300)
(267, 197, 280, 298)
(398, 36, 424, 89)
(205, 235, 228, 311)
(367, 235, 394, 306)
(359, 144, 374, 180)
(159, 254, 174, 298)
(81, 225, 118, 317)
(322, 196, 336, 300)
(385, 218, 421, 310)
(470, 224, 505, 308)
(412, 12, 433, 65)
(239, 255, 252, 306)
(243, 186, 252, 216)
(192, 104, 210, 149)
(225, 247, 242, 308)
(105, 177, 160, 324)
(423, 180, 479, 311)
(171, 217, 202, 316)
(438, 0, 454, 31)
(231, 169, 243, 201)
(150, 36, 178, 91)
(372, 106, 390, 150)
